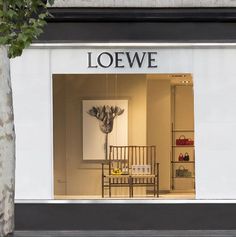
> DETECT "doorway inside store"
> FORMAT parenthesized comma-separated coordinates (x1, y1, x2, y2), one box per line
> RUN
(53, 73, 195, 199)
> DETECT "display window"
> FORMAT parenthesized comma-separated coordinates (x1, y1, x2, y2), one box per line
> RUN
(53, 73, 195, 199)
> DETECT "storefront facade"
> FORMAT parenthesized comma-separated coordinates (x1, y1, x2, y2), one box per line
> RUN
(13, 6, 236, 230)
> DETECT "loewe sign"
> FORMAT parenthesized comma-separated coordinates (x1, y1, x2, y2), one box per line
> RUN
(88, 51, 158, 69)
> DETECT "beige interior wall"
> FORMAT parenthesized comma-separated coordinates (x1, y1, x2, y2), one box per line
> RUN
(172, 85, 195, 190)
(54, 74, 146, 196)
(53, 77, 66, 195)
(53, 75, 194, 196)
(116, 75, 147, 146)
(147, 79, 171, 191)
(174, 86, 194, 129)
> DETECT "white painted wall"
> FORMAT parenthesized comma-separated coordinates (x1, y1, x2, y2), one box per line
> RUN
(11, 49, 53, 199)
(52, 0, 236, 7)
(193, 49, 236, 199)
(11, 46, 236, 199)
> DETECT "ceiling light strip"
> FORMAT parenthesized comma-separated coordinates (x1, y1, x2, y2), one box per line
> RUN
(30, 42, 236, 48)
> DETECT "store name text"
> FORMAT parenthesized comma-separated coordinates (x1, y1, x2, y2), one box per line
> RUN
(87, 51, 158, 69)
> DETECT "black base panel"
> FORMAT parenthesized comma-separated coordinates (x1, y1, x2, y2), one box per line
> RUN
(47, 7, 236, 23)
(35, 7, 236, 43)
(11, 230, 236, 237)
(38, 22, 236, 43)
(15, 204, 236, 230)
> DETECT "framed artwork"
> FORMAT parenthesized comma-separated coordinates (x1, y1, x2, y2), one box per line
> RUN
(82, 100, 128, 160)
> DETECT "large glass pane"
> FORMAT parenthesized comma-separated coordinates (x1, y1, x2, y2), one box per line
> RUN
(53, 73, 195, 199)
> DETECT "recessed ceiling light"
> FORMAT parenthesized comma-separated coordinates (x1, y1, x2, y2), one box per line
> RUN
(170, 74, 187, 78)
(181, 80, 190, 84)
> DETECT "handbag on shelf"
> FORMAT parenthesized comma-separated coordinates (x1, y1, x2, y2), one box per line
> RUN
(176, 135, 188, 145)
(176, 135, 194, 146)
(186, 138, 194, 145)
(176, 166, 192, 177)
(178, 153, 184, 161)
(184, 152, 190, 161)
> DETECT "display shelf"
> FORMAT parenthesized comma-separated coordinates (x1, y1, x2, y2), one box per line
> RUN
(172, 129, 194, 132)
(172, 145, 194, 148)
(171, 123, 195, 190)
(172, 176, 195, 179)
(171, 161, 195, 163)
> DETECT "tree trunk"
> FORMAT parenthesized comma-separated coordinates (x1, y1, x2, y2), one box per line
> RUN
(0, 45, 15, 237)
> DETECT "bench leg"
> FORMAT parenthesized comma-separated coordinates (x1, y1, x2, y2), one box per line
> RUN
(154, 177, 156, 197)
(129, 177, 133, 198)
(129, 177, 132, 198)
(109, 179, 111, 198)
(131, 183, 134, 198)
(156, 176, 159, 197)
(102, 178, 104, 198)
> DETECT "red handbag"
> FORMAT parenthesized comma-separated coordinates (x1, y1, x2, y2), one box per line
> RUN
(176, 135, 188, 145)
(178, 153, 184, 161)
(186, 139, 194, 145)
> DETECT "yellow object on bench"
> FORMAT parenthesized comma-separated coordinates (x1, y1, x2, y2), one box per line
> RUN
(111, 168, 123, 175)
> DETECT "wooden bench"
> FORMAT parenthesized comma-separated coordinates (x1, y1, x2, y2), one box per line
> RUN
(102, 146, 159, 198)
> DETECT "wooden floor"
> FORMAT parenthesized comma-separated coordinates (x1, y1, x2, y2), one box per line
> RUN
(12, 230, 236, 236)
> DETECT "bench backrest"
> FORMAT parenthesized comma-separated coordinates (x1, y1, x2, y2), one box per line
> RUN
(109, 146, 156, 175)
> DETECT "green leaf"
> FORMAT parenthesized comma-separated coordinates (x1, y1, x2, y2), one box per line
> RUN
(39, 13, 46, 19)
(0, 36, 9, 44)
(48, 0, 54, 6)
(7, 9, 17, 18)
(1, 0, 52, 58)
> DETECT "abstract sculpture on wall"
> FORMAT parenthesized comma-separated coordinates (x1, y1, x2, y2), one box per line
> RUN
(83, 100, 128, 160)
(88, 105, 124, 160)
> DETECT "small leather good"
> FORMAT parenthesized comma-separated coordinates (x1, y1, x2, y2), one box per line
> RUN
(178, 153, 184, 161)
(184, 152, 190, 161)
(176, 135, 188, 145)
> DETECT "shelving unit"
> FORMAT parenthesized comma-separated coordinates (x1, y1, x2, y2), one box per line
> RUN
(171, 125, 195, 190)
(170, 84, 195, 192)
